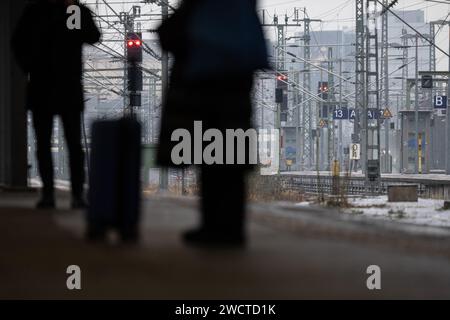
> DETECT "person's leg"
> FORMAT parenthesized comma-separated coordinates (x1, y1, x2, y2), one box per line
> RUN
(201, 166, 245, 234)
(32, 111, 55, 208)
(184, 165, 246, 246)
(60, 111, 86, 207)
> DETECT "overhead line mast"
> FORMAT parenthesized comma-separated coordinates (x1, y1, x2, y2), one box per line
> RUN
(365, 0, 381, 190)
(381, 0, 391, 173)
(300, 8, 322, 170)
(260, 8, 321, 171)
(354, 0, 365, 173)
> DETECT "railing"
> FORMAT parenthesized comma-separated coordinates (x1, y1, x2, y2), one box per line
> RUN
(278, 174, 430, 197)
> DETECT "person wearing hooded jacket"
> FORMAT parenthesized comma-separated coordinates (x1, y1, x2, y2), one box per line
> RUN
(11, 0, 101, 209)
(157, 0, 269, 247)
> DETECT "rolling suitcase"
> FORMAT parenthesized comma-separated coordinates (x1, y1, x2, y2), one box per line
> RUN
(87, 117, 141, 242)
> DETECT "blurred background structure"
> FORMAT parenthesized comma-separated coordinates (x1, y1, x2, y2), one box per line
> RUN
(2, 0, 450, 191)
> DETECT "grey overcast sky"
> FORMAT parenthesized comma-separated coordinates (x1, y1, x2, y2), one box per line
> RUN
(258, 0, 449, 29)
(257, 0, 450, 68)
(92, 0, 450, 68)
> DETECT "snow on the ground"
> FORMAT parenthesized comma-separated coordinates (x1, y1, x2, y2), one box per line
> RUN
(344, 196, 450, 228)
(295, 202, 310, 207)
(30, 179, 71, 191)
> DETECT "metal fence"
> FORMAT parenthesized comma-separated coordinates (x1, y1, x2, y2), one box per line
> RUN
(273, 174, 431, 197)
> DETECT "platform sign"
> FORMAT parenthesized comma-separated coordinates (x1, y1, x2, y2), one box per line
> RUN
(347, 108, 379, 120)
(333, 107, 349, 120)
(434, 95, 448, 109)
(345, 108, 386, 120)
(367, 109, 383, 120)
(350, 143, 361, 160)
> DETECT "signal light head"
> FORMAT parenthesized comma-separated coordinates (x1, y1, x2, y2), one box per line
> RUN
(319, 82, 329, 92)
(127, 40, 142, 48)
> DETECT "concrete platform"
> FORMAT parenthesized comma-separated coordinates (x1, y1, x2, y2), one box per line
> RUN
(1, 191, 450, 299)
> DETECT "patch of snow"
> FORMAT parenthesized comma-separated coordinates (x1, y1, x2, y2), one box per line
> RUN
(344, 196, 450, 228)
(295, 202, 310, 207)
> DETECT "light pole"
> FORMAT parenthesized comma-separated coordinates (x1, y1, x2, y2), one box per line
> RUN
(446, 23, 450, 175)
(402, 33, 421, 174)
(391, 40, 411, 174)
(429, 21, 450, 175)
(415, 34, 419, 174)
(338, 59, 343, 170)
(159, 1, 169, 191)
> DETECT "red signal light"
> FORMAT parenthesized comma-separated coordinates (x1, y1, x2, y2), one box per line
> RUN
(319, 82, 329, 93)
(127, 40, 142, 47)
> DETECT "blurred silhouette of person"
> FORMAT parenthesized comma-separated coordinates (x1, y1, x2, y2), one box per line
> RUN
(157, 0, 268, 247)
(11, 0, 101, 209)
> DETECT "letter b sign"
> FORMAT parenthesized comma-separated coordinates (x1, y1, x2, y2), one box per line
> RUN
(434, 95, 448, 109)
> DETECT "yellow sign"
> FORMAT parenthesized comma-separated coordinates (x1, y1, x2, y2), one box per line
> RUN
(332, 160, 340, 177)
(383, 108, 393, 119)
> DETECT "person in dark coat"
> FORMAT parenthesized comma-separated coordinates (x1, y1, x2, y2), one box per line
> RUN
(11, 0, 101, 209)
(157, 0, 268, 247)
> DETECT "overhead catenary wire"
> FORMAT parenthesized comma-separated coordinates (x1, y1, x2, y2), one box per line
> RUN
(377, 0, 450, 58)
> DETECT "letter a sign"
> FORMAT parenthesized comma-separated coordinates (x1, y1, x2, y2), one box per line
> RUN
(350, 143, 360, 160)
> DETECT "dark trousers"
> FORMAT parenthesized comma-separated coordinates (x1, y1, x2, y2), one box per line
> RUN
(200, 166, 246, 237)
(32, 110, 85, 198)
